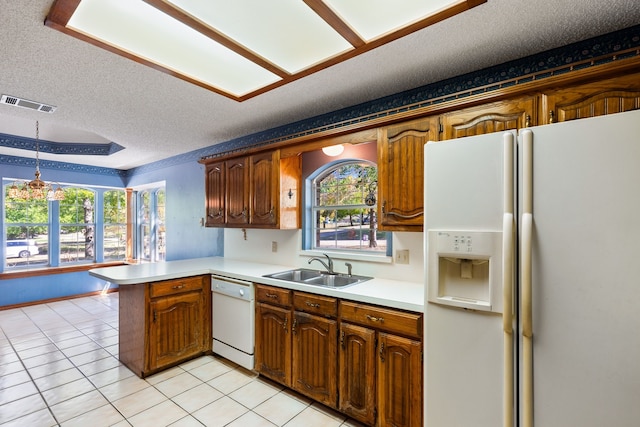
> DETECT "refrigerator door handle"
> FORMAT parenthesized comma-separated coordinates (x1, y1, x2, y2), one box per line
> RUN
(502, 212, 514, 427)
(521, 129, 534, 427)
(502, 132, 515, 427)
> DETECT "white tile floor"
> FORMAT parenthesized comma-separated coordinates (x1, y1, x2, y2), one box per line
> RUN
(0, 293, 364, 427)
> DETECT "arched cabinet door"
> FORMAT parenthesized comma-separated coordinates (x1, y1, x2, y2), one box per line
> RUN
(205, 161, 225, 226)
(542, 73, 640, 124)
(378, 116, 439, 231)
(440, 95, 536, 140)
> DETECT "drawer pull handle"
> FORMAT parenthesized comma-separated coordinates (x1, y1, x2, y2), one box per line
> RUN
(265, 293, 279, 299)
(366, 314, 384, 323)
(172, 284, 185, 290)
(305, 301, 320, 308)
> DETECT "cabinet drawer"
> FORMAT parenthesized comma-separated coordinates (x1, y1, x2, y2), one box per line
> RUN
(340, 301, 422, 338)
(256, 284, 292, 307)
(294, 292, 337, 318)
(150, 276, 204, 298)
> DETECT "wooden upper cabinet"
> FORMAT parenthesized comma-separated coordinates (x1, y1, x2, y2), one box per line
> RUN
(225, 157, 250, 226)
(203, 150, 301, 229)
(204, 161, 225, 226)
(250, 151, 279, 227)
(441, 96, 536, 140)
(542, 73, 640, 124)
(378, 116, 438, 231)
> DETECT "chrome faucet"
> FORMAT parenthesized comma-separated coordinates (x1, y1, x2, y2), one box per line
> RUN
(308, 253, 335, 274)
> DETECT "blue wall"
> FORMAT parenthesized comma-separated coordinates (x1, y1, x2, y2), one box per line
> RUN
(126, 159, 223, 261)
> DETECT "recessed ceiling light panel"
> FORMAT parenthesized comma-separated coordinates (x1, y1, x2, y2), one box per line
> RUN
(168, 0, 354, 74)
(325, 0, 457, 41)
(68, 0, 280, 96)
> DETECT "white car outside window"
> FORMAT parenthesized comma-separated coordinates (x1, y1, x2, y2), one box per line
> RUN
(6, 240, 39, 258)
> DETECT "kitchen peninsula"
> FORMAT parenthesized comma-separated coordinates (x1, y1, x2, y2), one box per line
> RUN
(90, 257, 425, 425)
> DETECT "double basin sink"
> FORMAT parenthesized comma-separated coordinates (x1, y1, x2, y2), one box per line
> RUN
(263, 268, 372, 289)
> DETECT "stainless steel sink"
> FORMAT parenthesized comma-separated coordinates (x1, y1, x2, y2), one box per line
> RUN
(263, 268, 372, 288)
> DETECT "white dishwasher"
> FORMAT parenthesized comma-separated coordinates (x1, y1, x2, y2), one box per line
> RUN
(211, 275, 255, 370)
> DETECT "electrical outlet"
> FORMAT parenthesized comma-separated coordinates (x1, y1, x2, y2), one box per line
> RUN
(396, 249, 410, 264)
(271, 241, 278, 252)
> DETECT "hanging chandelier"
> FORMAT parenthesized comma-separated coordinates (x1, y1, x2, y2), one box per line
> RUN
(7, 121, 65, 201)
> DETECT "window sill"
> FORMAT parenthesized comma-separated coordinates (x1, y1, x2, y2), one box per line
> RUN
(299, 249, 392, 264)
(0, 261, 126, 280)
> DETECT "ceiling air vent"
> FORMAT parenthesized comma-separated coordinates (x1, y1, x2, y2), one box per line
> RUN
(1, 94, 57, 113)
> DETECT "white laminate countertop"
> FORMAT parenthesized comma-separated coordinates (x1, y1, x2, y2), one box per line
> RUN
(89, 257, 424, 313)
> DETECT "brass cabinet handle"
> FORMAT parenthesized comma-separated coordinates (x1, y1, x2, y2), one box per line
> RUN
(292, 318, 297, 334)
(171, 284, 185, 290)
(340, 330, 345, 349)
(265, 293, 278, 299)
(305, 301, 320, 308)
(366, 314, 384, 323)
(283, 316, 288, 333)
(379, 342, 385, 362)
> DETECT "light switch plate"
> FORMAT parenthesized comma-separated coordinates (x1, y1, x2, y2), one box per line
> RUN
(396, 249, 409, 264)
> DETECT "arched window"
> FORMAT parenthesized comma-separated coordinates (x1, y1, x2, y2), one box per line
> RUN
(310, 160, 388, 253)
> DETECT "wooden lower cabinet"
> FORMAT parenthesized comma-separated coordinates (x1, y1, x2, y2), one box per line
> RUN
(377, 333, 423, 427)
(119, 275, 212, 378)
(339, 322, 377, 425)
(340, 300, 423, 427)
(255, 284, 423, 427)
(292, 311, 338, 406)
(255, 302, 292, 385)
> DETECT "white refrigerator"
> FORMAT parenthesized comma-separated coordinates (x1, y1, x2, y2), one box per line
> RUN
(423, 110, 640, 427)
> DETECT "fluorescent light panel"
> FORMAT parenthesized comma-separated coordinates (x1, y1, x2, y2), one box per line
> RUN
(68, 0, 280, 97)
(325, 0, 457, 41)
(167, 0, 354, 73)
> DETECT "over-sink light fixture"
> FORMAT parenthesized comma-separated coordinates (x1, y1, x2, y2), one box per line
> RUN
(322, 144, 344, 157)
(7, 121, 65, 201)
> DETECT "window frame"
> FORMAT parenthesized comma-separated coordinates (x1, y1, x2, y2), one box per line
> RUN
(303, 159, 391, 262)
(135, 185, 166, 263)
(2, 180, 127, 273)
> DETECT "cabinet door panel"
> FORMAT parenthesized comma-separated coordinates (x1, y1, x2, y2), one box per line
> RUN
(149, 291, 203, 370)
(255, 303, 292, 386)
(292, 312, 337, 407)
(377, 333, 422, 427)
(226, 157, 249, 225)
(441, 96, 535, 140)
(250, 152, 279, 227)
(543, 73, 640, 124)
(205, 161, 225, 226)
(339, 322, 376, 426)
(378, 117, 438, 231)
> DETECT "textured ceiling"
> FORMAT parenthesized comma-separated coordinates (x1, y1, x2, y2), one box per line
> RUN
(1, 0, 640, 170)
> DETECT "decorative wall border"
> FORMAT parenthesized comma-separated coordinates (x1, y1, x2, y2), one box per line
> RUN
(0, 154, 127, 178)
(0, 133, 124, 156)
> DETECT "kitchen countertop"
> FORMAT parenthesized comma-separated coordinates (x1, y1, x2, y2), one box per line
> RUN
(89, 257, 424, 312)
